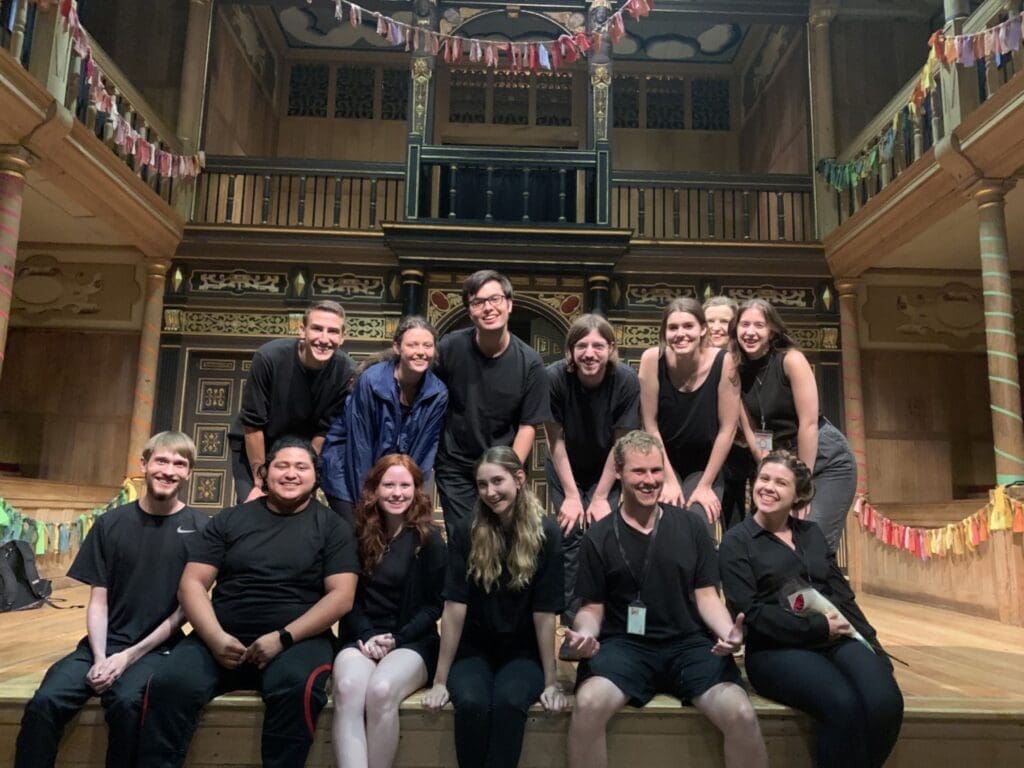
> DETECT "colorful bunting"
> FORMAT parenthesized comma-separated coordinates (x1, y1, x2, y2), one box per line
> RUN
(327, 0, 654, 72)
(29, 0, 204, 179)
(855, 484, 1024, 560)
(817, 10, 1024, 191)
(0, 479, 137, 556)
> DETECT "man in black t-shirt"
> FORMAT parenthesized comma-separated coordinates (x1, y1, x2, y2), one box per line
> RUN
(228, 300, 356, 503)
(434, 270, 550, 538)
(564, 431, 768, 768)
(15, 432, 207, 768)
(545, 313, 639, 629)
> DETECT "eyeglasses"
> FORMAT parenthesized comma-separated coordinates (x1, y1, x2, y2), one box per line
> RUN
(468, 294, 507, 311)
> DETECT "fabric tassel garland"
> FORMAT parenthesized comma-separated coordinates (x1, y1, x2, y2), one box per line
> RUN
(538, 42, 551, 70)
(609, 13, 626, 45)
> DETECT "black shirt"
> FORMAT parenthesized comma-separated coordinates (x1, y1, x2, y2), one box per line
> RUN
(547, 360, 640, 487)
(718, 516, 879, 653)
(739, 350, 800, 447)
(657, 348, 725, 478)
(68, 502, 208, 653)
(443, 516, 563, 653)
(435, 328, 550, 472)
(187, 498, 359, 645)
(576, 505, 718, 642)
(341, 526, 447, 645)
(229, 338, 356, 448)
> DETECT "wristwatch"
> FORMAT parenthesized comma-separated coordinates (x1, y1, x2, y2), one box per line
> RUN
(278, 628, 294, 649)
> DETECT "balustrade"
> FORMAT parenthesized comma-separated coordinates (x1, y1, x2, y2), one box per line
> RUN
(611, 173, 815, 242)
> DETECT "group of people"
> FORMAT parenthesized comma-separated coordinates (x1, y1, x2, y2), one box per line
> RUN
(15, 269, 903, 768)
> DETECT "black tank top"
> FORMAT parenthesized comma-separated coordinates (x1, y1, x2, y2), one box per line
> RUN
(740, 350, 800, 446)
(656, 348, 724, 478)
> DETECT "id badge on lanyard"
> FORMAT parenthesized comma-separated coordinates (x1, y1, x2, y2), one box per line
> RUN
(613, 508, 661, 638)
(627, 600, 647, 636)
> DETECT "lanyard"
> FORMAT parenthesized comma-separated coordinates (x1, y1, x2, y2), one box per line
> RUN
(612, 507, 662, 601)
(752, 351, 773, 431)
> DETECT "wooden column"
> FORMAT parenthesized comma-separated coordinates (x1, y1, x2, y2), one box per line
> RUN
(125, 259, 170, 476)
(404, 1, 437, 220)
(837, 279, 866, 591)
(0, 148, 31, 384)
(938, 0, 980, 132)
(975, 181, 1024, 485)
(807, 0, 840, 237)
(587, 275, 611, 317)
(588, 0, 613, 226)
(400, 269, 425, 319)
(176, 0, 214, 154)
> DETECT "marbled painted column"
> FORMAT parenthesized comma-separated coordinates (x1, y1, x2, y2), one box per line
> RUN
(125, 259, 170, 476)
(837, 280, 869, 497)
(0, 148, 31, 383)
(975, 181, 1024, 484)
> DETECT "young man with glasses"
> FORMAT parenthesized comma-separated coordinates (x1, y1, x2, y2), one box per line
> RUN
(433, 269, 550, 540)
(544, 314, 640, 637)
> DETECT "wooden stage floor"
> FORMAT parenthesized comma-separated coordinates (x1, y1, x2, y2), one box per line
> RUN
(2, 586, 1023, 766)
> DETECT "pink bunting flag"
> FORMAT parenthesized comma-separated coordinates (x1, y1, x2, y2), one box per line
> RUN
(469, 39, 482, 63)
(429, 33, 440, 56)
(957, 35, 976, 67)
(451, 36, 462, 62)
(376, 13, 386, 37)
(609, 13, 625, 45)
(484, 42, 497, 68)
(551, 41, 563, 70)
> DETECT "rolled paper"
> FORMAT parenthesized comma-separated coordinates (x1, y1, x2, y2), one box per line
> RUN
(786, 587, 875, 653)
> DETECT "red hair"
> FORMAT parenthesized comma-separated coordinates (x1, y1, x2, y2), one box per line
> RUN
(354, 454, 435, 574)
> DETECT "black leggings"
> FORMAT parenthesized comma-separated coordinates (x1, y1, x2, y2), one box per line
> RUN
(136, 634, 334, 768)
(745, 640, 903, 768)
(447, 649, 544, 768)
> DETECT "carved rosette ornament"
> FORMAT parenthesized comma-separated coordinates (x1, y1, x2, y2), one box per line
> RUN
(411, 58, 433, 137)
(592, 64, 611, 143)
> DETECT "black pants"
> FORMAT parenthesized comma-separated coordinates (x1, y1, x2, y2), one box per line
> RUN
(15, 639, 168, 768)
(136, 634, 334, 768)
(447, 647, 544, 768)
(745, 640, 903, 768)
(721, 445, 754, 531)
(545, 459, 619, 626)
(229, 439, 256, 504)
(435, 465, 479, 543)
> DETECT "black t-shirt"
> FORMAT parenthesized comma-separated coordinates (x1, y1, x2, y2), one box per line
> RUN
(187, 498, 359, 644)
(443, 516, 563, 652)
(68, 502, 208, 652)
(547, 360, 640, 487)
(229, 338, 356, 448)
(657, 349, 724, 478)
(435, 328, 550, 471)
(576, 505, 718, 642)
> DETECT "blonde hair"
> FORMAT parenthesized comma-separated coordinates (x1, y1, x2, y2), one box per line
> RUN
(142, 431, 195, 468)
(467, 447, 546, 593)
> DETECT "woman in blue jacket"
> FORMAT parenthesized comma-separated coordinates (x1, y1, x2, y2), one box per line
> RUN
(322, 316, 448, 524)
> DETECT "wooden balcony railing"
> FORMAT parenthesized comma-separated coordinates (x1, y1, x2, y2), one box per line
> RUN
(612, 172, 815, 242)
(833, 0, 1021, 225)
(2, 0, 185, 207)
(192, 157, 406, 230)
(415, 146, 597, 224)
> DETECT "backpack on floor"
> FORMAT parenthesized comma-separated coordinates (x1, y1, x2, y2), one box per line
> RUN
(0, 540, 52, 612)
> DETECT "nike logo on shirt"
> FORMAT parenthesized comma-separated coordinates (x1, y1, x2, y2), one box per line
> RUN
(177, 527, 197, 534)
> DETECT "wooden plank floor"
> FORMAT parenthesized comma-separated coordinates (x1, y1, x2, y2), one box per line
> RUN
(2, 586, 1023, 766)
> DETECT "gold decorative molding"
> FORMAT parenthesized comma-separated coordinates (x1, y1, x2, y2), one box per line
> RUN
(162, 309, 397, 340)
(312, 273, 386, 301)
(192, 269, 287, 295)
(616, 323, 660, 349)
(626, 283, 698, 308)
(591, 64, 610, 143)
(727, 285, 816, 309)
(411, 58, 433, 137)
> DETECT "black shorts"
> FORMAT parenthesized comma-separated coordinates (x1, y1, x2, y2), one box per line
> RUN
(342, 634, 439, 682)
(576, 634, 742, 706)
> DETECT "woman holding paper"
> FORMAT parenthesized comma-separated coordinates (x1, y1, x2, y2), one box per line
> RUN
(719, 451, 903, 768)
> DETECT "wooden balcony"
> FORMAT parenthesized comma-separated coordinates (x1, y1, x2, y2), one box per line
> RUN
(0, 0, 184, 258)
(190, 154, 815, 245)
